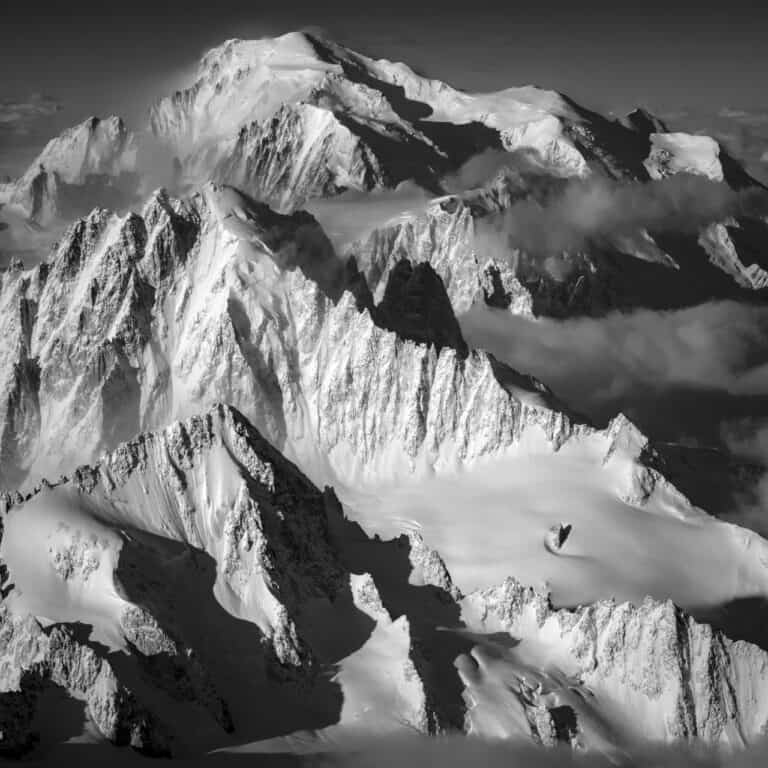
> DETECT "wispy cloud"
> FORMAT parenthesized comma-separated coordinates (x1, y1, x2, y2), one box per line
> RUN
(460, 300, 768, 442)
(0, 94, 61, 134)
(476, 174, 768, 257)
(718, 107, 768, 127)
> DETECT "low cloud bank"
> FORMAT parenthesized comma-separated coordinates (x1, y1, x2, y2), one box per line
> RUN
(461, 300, 768, 530)
(477, 173, 768, 256)
(720, 417, 768, 533)
(306, 182, 432, 249)
(461, 301, 768, 443)
(441, 147, 549, 193)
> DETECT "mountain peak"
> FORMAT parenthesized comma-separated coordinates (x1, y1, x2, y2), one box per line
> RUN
(623, 106, 670, 134)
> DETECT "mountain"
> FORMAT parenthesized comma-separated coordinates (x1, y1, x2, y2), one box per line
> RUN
(0, 116, 137, 227)
(3, 32, 767, 316)
(3, 406, 768, 757)
(2, 179, 768, 638)
(343, 170, 768, 320)
(2, 28, 768, 763)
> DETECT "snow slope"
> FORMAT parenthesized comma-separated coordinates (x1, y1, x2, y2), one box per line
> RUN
(3, 407, 768, 757)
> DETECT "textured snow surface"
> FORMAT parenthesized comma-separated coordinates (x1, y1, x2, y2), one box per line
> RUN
(3, 407, 768, 757)
(645, 133, 724, 181)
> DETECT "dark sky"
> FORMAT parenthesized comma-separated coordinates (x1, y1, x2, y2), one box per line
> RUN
(2, 1, 767, 176)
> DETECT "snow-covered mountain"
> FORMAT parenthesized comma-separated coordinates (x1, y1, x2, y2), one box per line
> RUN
(3, 406, 768, 756)
(0, 116, 137, 226)
(1, 28, 768, 763)
(3, 32, 767, 315)
(343, 171, 768, 319)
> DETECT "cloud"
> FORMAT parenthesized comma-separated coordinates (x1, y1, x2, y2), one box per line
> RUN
(460, 299, 768, 530)
(718, 107, 768, 127)
(720, 417, 768, 534)
(460, 301, 768, 443)
(0, 94, 61, 134)
(476, 174, 768, 257)
(306, 182, 432, 249)
(441, 148, 550, 193)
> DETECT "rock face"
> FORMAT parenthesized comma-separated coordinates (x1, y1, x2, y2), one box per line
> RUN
(0, 607, 167, 754)
(347, 190, 535, 316)
(463, 578, 768, 745)
(0, 182, 643, 491)
(214, 103, 388, 212)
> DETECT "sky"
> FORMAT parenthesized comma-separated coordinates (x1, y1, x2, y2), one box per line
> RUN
(1, 0, 767, 177)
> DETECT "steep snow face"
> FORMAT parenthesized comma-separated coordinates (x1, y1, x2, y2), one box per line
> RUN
(148, 31, 685, 209)
(645, 133, 724, 182)
(149, 34, 453, 206)
(0, 116, 137, 225)
(22, 116, 136, 187)
(149, 34, 340, 148)
(214, 103, 387, 212)
(310, 37, 595, 178)
(461, 579, 768, 747)
(2, 405, 343, 662)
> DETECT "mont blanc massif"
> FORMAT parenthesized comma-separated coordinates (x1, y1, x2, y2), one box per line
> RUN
(2, 31, 768, 766)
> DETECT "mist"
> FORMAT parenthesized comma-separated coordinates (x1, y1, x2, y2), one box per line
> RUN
(460, 301, 768, 444)
(477, 173, 768, 256)
(720, 417, 768, 534)
(306, 182, 432, 249)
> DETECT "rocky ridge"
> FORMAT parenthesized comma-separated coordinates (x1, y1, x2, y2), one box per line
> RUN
(0, 182, 673, 498)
